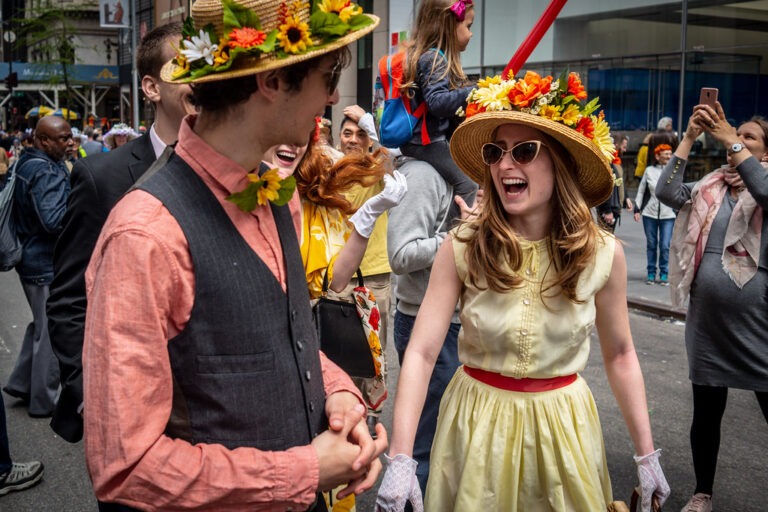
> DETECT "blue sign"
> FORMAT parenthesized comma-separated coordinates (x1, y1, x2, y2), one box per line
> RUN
(0, 62, 120, 84)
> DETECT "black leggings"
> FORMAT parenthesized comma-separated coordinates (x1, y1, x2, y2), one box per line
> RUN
(690, 384, 768, 495)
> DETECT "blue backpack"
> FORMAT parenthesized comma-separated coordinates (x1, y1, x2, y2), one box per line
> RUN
(377, 50, 431, 149)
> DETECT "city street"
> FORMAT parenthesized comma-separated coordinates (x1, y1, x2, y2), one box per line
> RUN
(1, 214, 767, 510)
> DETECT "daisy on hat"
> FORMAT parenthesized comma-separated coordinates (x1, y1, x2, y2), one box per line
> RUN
(103, 123, 140, 149)
(162, 0, 379, 83)
(451, 70, 615, 207)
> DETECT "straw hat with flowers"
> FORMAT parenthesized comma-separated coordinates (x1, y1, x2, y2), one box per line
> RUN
(450, 71, 616, 207)
(161, 0, 379, 84)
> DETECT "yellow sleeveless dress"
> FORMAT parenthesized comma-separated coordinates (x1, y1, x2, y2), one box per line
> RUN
(424, 229, 616, 511)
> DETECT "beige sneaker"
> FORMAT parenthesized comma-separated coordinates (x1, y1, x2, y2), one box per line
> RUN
(681, 493, 712, 512)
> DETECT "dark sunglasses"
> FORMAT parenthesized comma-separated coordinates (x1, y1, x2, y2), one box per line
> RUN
(481, 140, 545, 166)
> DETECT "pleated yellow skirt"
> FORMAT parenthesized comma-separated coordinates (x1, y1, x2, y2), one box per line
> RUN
(425, 368, 612, 511)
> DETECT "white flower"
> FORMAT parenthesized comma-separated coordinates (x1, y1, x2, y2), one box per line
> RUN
(180, 29, 218, 66)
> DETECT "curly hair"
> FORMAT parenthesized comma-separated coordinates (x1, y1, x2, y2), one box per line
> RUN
(454, 133, 602, 304)
(295, 141, 389, 215)
(401, 0, 470, 96)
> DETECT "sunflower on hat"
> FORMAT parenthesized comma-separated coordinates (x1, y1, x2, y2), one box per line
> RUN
(168, 0, 377, 83)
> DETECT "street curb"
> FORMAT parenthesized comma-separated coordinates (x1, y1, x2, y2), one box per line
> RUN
(627, 297, 687, 322)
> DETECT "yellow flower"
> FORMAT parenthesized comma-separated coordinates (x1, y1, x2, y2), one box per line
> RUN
(560, 103, 581, 126)
(473, 81, 514, 111)
(277, 14, 312, 54)
(253, 168, 283, 205)
(171, 53, 190, 79)
(318, 0, 362, 23)
(213, 38, 230, 67)
(592, 111, 615, 161)
(539, 104, 562, 122)
(477, 75, 502, 88)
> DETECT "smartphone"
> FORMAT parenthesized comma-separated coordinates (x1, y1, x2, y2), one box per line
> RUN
(699, 87, 718, 107)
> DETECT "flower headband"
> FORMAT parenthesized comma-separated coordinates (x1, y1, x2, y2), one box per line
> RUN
(171, 0, 375, 82)
(654, 144, 672, 155)
(449, 0, 473, 21)
(458, 70, 615, 161)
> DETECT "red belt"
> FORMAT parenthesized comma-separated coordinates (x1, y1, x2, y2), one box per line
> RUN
(464, 366, 577, 392)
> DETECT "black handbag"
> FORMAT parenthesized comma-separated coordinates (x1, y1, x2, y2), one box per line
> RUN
(312, 269, 377, 378)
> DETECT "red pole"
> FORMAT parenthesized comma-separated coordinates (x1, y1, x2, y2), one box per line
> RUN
(502, 0, 568, 80)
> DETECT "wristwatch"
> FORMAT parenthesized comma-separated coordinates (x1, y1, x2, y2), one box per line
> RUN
(727, 142, 744, 155)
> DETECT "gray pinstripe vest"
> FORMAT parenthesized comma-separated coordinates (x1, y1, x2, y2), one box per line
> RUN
(138, 155, 326, 451)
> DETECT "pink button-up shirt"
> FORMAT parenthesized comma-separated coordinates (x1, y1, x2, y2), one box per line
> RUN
(83, 116, 361, 510)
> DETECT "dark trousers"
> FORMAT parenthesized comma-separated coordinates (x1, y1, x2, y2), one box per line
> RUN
(393, 310, 460, 496)
(690, 383, 768, 495)
(0, 391, 11, 474)
(4, 282, 59, 416)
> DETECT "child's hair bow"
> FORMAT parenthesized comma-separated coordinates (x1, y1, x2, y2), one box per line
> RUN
(449, 0, 473, 21)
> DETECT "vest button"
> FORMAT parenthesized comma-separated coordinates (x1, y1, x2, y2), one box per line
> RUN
(309, 401, 315, 412)
(305, 370, 311, 381)
(296, 340, 304, 351)
(290, 309, 297, 321)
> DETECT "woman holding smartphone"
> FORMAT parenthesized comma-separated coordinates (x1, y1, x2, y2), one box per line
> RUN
(656, 101, 768, 512)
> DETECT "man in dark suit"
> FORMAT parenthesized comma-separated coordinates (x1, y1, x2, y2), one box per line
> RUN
(46, 22, 194, 442)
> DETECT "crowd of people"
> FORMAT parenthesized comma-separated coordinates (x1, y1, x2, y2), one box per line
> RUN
(0, 0, 766, 511)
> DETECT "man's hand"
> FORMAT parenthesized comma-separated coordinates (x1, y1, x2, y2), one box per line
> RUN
(318, 392, 388, 494)
(343, 105, 366, 124)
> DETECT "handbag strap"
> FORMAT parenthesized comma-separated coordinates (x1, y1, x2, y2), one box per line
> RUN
(321, 267, 364, 296)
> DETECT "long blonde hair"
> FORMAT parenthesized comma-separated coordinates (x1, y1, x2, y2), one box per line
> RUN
(455, 134, 602, 304)
(401, 0, 470, 96)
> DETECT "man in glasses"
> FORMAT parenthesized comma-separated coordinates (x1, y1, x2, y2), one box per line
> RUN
(3, 115, 72, 419)
(80, 3, 385, 510)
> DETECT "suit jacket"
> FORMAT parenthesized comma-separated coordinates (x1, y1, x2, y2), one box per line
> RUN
(47, 134, 157, 442)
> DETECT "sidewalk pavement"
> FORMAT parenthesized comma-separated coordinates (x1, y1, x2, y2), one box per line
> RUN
(609, 210, 687, 321)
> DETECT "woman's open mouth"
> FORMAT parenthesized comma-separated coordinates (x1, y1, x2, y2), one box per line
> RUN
(502, 177, 528, 195)
(275, 149, 298, 167)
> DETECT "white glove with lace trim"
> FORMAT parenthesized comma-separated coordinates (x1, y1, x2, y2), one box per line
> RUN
(374, 454, 423, 512)
(634, 448, 671, 512)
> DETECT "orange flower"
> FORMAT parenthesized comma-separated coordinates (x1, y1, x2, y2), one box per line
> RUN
(228, 27, 267, 49)
(465, 102, 486, 118)
(612, 150, 621, 165)
(507, 71, 552, 109)
(567, 72, 587, 101)
(575, 116, 595, 139)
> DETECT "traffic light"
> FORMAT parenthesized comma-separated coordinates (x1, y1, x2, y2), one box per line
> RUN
(5, 72, 18, 89)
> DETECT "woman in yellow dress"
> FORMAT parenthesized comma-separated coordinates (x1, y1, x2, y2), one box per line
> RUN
(376, 72, 670, 512)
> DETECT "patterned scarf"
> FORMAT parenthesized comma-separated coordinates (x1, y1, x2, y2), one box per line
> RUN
(669, 165, 764, 306)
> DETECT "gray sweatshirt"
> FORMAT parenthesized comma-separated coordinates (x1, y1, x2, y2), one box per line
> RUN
(387, 158, 460, 322)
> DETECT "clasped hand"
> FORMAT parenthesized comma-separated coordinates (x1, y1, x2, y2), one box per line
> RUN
(313, 392, 388, 498)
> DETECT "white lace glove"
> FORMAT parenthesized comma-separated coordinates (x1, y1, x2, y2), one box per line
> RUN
(375, 454, 423, 512)
(349, 171, 408, 238)
(634, 449, 670, 512)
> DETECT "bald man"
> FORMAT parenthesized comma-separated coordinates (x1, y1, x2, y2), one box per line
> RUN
(3, 115, 72, 418)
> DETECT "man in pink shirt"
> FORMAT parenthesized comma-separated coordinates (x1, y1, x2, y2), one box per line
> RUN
(82, 2, 385, 511)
